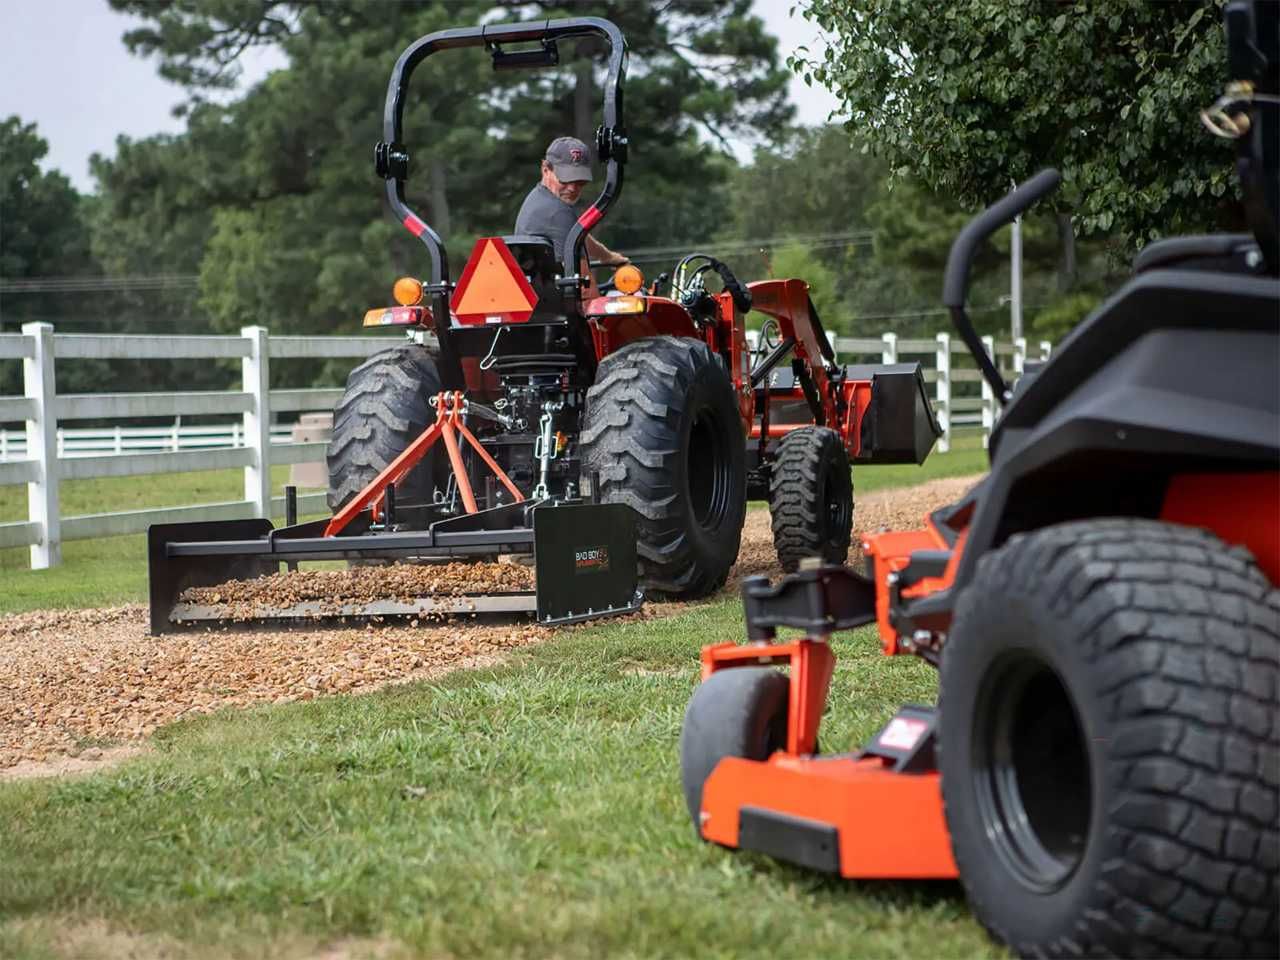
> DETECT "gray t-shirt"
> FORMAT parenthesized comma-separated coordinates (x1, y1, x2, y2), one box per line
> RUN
(514, 184, 579, 263)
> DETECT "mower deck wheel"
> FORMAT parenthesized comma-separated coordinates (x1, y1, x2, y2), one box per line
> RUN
(679, 667, 789, 833)
(940, 518, 1278, 959)
(768, 425, 854, 573)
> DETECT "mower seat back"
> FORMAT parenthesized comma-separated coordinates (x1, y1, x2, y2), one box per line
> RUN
(1133, 234, 1262, 275)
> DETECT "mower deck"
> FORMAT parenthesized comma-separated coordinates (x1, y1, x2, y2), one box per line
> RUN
(701, 753, 957, 879)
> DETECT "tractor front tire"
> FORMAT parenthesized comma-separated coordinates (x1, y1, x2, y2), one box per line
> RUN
(679, 667, 789, 833)
(939, 519, 1278, 959)
(326, 343, 443, 513)
(581, 336, 747, 598)
(769, 425, 854, 572)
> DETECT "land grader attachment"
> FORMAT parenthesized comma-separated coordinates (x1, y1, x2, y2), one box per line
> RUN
(148, 14, 938, 634)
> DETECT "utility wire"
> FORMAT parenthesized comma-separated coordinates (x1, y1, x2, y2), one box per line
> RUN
(0, 274, 198, 293)
(1, 229, 883, 294)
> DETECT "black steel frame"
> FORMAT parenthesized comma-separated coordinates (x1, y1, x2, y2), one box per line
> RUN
(376, 17, 628, 288)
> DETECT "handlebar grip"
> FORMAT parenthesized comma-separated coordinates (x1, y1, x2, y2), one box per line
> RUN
(942, 168, 1062, 308)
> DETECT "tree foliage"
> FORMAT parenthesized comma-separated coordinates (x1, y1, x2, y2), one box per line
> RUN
(793, 0, 1240, 249)
(1, 117, 92, 288)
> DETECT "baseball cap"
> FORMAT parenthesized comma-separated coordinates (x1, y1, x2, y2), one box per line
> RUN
(545, 136, 593, 183)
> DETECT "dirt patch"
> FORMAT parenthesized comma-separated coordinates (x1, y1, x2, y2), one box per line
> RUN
(1, 916, 402, 959)
(0, 475, 980, 773)
(0, 744, 148, 782)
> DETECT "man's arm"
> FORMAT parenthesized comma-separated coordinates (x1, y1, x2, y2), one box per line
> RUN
(585, 234, 629, 267)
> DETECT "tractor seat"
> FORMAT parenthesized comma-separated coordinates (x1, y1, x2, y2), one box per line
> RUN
(1133, 233, 1262, 274)
(501, 235, 566, 321)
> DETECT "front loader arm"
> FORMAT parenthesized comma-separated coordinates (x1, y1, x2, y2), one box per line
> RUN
(746, 279, 842, 427)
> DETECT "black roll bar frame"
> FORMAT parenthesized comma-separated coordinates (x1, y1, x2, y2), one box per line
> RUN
(374, 17, 629, 298)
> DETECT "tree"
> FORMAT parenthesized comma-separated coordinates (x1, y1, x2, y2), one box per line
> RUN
(793, 0, 1241, 249)
(0, 118, 96, 398)
(0, 117, 94, 302)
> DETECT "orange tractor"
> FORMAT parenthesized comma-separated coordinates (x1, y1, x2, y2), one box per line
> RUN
(147, 16, 937, 633)
(680, 4, 1279, 955)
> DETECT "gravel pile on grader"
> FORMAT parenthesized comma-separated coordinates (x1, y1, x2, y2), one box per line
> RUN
(679, 4, 1279, 956)
(147, 15, 937, 635)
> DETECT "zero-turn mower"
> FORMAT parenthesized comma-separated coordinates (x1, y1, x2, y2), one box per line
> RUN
(680, 3, 1279, 956)
(148, 16, 938, 634)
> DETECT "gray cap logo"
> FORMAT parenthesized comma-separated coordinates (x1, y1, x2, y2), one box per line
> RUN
(545, 136, 593, 183)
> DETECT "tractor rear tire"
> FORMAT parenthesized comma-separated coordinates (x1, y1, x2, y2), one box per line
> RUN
(769, 426, 853, 572)
(939, 518, 1279, 959)
(581, 336, 747, 598)
(680, 667, 789, 833)
(326, 343, 443, 513)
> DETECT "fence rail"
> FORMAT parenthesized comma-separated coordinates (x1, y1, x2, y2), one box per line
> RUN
(1, 324, 1051, 570)
(0, 324, 410, 569)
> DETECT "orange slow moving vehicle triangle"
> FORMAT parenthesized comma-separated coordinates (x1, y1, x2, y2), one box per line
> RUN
(451, 237, 539, 324)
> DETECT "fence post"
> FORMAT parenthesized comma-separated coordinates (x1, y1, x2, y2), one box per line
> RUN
(241, 326, 272, 518)
(935, 331, 951, 454)
(1040, 340, 1052, 360)
(1013, 337, 1027, 375)
(980, 335, 995, 448)
(22, 322, 60, 569)
(881, 332, 898, 364)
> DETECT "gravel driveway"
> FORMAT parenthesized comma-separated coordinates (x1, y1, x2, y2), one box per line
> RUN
(0, 475, 979, 770)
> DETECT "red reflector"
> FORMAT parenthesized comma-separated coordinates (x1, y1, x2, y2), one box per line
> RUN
(362, 305, 432, 328)
(450, 237, 539, 325)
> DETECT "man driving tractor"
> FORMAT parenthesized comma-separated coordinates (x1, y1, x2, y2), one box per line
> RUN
(515, 136, 629, 272)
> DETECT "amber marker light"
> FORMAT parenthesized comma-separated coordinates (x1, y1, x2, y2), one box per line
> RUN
(393, 276, 424, 305)
(612, 264, 644, 295)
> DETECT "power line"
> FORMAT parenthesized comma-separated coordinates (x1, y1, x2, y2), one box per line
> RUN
(0, 229, 883, 294)
(0, 275, 198, 294)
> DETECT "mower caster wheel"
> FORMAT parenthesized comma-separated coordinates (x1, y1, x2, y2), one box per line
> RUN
(679, 667, 788, 836)
(769, 425, 853, 573)
(940, 518, 1279, 959)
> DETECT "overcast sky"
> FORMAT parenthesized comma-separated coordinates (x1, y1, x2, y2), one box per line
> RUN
(0, 1, 843, 193)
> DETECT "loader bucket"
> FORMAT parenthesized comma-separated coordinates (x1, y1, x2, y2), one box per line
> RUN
(845, 362, 942, 465)
(147, 502, 642, 635)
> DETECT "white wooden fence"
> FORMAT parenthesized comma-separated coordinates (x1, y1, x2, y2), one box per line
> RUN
(0, 323, 1050, 572)
(1, 422, 302, 460)
(0, 323, 407, 570)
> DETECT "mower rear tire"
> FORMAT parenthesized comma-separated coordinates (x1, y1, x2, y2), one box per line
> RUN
(582, 336, 747, 598)
(680, 666, 789, 833)
(769, 426, 853, 572)
(326, 343, 443, 513)
(939, 518, 1279, 959)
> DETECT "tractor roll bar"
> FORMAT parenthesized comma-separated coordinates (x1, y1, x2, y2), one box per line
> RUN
(942, 168, 1061, 403)
(376, 17, 629, 288)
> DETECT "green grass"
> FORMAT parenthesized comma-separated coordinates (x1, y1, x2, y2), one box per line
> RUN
(0, 429, 989, 616)
(856, 428, 986, 494)
(0, 598, 1000, 959)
